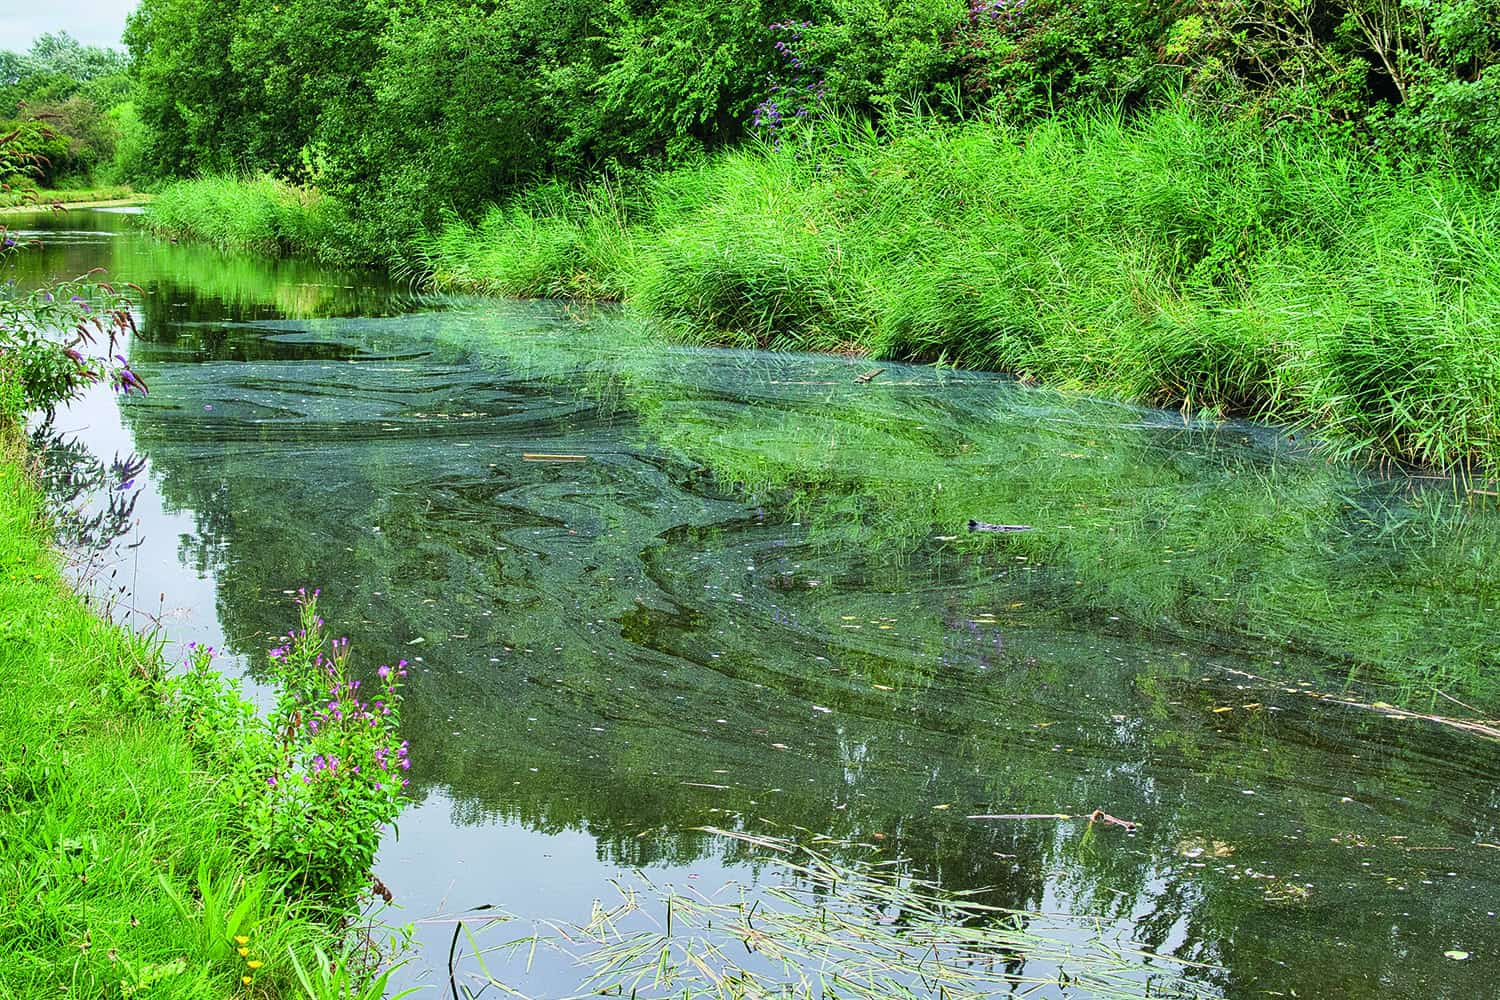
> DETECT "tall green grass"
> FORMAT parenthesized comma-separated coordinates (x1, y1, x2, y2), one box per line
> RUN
(0, 421, 371, 997)
(145, 174, 361, 264)
(422, 105, 1500, 472)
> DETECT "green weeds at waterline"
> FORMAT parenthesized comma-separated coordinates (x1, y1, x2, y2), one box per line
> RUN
(431, 108, 1500, 474)
(144, 174, 361, 265)
(0, 422, 365, 997)
(145, 106, 1500, 474)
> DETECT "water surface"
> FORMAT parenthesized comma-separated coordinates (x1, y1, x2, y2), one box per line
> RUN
(11, 208, 1500, 999)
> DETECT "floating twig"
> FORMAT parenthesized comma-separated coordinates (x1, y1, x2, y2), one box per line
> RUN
(854, 367, 885, 384)
(967, 520, 1033, 533)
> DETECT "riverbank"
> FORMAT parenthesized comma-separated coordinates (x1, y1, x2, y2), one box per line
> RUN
(0, 186, 149, 212)
(0, 196, 152, 214)
(144, 106, 1500, 475)
(0, 413, 344, 997)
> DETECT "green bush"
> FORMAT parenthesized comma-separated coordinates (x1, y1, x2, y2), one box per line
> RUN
(1, 127, 145, 414)
(101, 100, 150, 185)
(171, 594, 411, 903)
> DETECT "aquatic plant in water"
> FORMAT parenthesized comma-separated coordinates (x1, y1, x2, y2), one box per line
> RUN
(445, 830, 1214, 999)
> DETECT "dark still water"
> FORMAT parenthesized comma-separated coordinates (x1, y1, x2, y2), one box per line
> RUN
(11, 209, 1499, 998)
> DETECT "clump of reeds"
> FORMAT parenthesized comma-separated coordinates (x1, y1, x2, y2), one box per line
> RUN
(421, 103, 1500, 474)
(441, 828, 1215, 999)
(145, 174, 361, 263)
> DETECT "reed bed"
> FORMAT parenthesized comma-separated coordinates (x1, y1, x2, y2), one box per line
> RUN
(440, 828, 1217, 999)
(418, 105, 1500, 473)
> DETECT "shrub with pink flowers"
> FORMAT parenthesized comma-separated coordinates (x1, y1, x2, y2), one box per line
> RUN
(172, 590, 410, 904)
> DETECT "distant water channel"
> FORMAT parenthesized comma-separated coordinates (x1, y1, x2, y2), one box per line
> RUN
(10, 208, 1499, 998)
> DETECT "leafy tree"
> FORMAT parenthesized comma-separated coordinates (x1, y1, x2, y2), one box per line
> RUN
(125, 0, 250, 175)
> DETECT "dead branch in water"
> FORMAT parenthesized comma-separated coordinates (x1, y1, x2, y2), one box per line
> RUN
(1218, 667, 1500, 741)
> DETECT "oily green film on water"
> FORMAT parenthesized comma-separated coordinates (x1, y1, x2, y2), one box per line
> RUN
(13, 208, 1500, 999)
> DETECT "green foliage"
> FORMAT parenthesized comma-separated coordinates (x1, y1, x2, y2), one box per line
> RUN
(425, 105, 1500, 472)
(796, 0, 966, 115)
(145, 174, 361, 262)
(591, 0, 787, 161)
(953, 0, 1178, 118)
(123, 0, 249, 177)
(11, 96, 118, 182)
(171, 595, 411, 903)
(0, 119, 70, 189)
(0, 33, 131, 188)
(117, 0, 1500, 469)
(0, 433, 397, 998)
(288, 943, 421, 1000)
(102, 100, 149, 184)
(1, 130, 145, 413)
(120, 0, 1500, 207)
(346, 0, 580, 227)
(0, 349, 20, 429)
(0, 32, 128, 109)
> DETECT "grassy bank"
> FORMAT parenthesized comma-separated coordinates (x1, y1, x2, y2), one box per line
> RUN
(144, 175, 358, 264)
(148, 105, 1500, 473)
(0, 184, 140, 209)
(0, 410, 347, 996)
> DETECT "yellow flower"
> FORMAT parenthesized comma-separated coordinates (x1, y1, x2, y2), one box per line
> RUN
(234, 935, 249, 945)
(241, 974, 253, 985)
(237, 946, 249, 957)
(246, 960, 263, 970)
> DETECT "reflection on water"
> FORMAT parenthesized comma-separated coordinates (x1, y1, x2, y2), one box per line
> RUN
(12, 208, 1500, 999)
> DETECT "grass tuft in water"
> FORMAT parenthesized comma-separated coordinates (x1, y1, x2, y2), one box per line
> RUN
(144, 174, 362, 264)
(444, 828, 1216, 999)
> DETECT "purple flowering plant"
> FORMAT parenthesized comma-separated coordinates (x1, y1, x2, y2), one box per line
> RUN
(752, 21, 827, 147)
(173, 590, 410, 904)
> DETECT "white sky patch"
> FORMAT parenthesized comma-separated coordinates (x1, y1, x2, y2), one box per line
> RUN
(0, 1, 137, 51)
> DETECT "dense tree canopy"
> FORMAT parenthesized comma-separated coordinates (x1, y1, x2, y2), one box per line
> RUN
(116, 0, 1500, 241)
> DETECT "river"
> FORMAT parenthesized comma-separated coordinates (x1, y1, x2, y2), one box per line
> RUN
(9, 207, 1499, 998)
